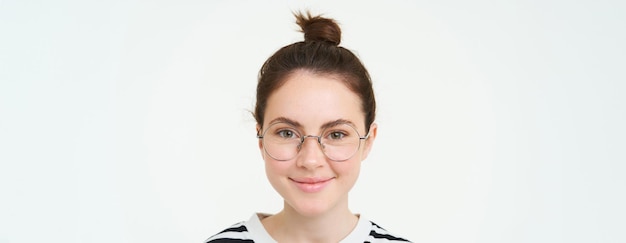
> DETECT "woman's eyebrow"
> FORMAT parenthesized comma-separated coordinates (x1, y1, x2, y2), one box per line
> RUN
(268, 117, 302, 128)
(320, 119, 355, 130)
(268, 117, 356, 131)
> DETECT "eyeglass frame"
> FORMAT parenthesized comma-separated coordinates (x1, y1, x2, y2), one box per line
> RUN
(256, 122, 371, 162)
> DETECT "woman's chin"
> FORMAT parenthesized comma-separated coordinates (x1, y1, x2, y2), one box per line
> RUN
(287, 200, 332, 217)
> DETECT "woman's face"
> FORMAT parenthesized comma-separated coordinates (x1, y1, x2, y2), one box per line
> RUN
(259, 70, 377, 217)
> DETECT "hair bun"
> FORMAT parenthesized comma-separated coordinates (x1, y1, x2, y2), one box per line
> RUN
(295, 11, 341, 46)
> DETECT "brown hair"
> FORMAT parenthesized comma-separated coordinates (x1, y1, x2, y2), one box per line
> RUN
(254, 11, 375, 132)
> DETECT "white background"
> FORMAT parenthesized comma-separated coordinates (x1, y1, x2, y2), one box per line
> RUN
(1, 0, 625, 242)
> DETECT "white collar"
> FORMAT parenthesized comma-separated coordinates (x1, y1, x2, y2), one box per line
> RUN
(245, 213, 371, 242)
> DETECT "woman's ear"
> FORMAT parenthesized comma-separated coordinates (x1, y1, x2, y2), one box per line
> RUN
(256, 124, 265, 159)
(360, 123, 377, 161)
(256, 124, 263, 149)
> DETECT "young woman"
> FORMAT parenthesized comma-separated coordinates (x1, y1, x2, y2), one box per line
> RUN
(206, 11, 411, 243)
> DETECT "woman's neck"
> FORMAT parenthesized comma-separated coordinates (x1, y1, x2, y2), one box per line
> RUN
(262, 201, 359, 243)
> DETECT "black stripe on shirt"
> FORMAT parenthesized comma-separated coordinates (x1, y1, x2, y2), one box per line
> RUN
(218, 224, 247, 233)
(369, 230, 410, 241)
(369, 222, 410, 242)
(205, 224, 252, 243)
(206, 239, 254, 243)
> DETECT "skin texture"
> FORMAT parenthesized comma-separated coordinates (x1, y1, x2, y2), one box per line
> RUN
(258, 69, 377, 242)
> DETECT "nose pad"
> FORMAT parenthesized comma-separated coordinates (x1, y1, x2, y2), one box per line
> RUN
(297, 136, 322, 151)
(296, 136, 325, 167)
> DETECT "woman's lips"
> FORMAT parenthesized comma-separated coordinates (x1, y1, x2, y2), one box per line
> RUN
(290, 177, 334, 193)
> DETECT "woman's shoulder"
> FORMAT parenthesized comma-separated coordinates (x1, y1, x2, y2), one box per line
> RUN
(365, 220, 412, 243)
(204, 221, 253, 243)
(205, 213, 274, 243)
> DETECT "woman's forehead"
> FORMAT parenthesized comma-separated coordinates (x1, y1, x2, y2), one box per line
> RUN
(262, 71, 366, 132)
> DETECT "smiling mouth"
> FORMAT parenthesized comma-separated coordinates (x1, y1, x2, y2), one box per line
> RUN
(291, 177, 333, 183)
(290, 177, 334, 193)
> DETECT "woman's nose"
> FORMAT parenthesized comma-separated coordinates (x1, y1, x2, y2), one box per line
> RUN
(296, 136, 325, 169)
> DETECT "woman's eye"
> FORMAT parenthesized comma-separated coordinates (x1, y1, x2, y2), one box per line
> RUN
(328, 131, 346, 140)
(277, 130, 296, 138)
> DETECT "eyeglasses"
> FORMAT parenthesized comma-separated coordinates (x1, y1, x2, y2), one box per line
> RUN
(257, 122, 370, 162)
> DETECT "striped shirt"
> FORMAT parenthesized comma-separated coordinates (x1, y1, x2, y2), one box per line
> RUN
(206, 213, 411, 243)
